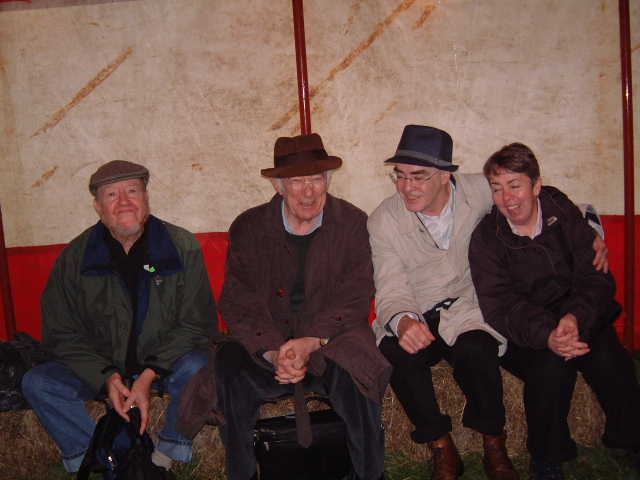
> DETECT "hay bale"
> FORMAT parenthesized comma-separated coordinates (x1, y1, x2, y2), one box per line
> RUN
(381, 362, 605, 461)
(0, 408, 58, 479)
(0, 364, 605, 478)
(0, 398, 226, 479)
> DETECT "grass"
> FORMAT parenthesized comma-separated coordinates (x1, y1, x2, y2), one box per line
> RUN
(33, 350, 640, 479)
(38, 445, 638, 480)
(386, 446, 639, 479)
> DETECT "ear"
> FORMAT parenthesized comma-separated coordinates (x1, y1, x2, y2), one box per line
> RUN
(270, 178, 283, 195)
(93, 197, 102, 216)
(440, 171, 452, 184)
(533, 177, 542, 197)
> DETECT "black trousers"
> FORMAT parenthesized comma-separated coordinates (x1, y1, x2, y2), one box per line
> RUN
(379, 315, 505, 443)
(215, 342, 385, 480)
(501, 325, 640, 463)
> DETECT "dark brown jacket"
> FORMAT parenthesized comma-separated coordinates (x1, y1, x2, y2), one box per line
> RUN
(178, 194, 390, 439)
(469, 186, 619, 350)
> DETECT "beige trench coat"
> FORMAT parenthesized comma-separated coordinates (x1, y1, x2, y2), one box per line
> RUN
(367, 173, 507, 355)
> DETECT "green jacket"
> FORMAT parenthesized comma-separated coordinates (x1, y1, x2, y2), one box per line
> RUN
(41, 215, 218, 393)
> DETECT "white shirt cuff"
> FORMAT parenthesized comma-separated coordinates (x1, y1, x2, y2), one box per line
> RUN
(387, 311, 421, 337)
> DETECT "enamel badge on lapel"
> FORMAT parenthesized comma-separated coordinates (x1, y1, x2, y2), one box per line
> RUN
(143, 265, 162, 285)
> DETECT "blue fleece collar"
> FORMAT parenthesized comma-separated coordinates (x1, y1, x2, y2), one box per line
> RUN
(81, 215, 183, 276)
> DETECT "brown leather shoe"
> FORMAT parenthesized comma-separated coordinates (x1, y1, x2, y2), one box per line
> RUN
(427, 433, 464, 480)
(483, 432, 519, 480)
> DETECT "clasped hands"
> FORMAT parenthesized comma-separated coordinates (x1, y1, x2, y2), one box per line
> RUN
(547, 313, 590, 361)
(105, 368, 157, 435)
(266, 337, 322, 384)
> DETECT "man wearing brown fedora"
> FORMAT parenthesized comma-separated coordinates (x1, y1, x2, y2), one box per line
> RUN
(22, 160, 218, 474)
(205, 133, 389, 480)
(367, 125, 607, 480)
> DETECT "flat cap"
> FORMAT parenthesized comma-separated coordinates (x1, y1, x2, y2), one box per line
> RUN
(89, 160, 150, 195)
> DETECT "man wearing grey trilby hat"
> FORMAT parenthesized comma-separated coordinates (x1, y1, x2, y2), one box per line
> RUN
(368, 125, 518, 480)
(368, 125, 608, 480)
(178, 133, 390, 480)
(22, 160, 218, 474)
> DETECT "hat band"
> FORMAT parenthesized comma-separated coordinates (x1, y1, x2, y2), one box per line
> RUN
(275, 148, 328, 168)
(395, 149, 452, 167)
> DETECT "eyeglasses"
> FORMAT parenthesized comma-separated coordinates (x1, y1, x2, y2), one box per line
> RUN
(389, 171, 439, 185)
(285, 175, 327, 190)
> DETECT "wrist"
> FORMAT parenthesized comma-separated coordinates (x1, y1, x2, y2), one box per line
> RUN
(266, 350, 277, 364)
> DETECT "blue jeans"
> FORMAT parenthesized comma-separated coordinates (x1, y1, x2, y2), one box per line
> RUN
(22, 349, 208, 473)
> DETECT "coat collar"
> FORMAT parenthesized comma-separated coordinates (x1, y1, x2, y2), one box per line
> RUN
(262, 192, 344, 239)
(396, 175, 468, 237)
(81, 215, 183, 276)
(493, 186, 563, 245)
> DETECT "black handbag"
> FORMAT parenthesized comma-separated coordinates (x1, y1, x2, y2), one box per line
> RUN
(253, 397, 351, 480)
(77, 404, 172, 480)
(0, 332, 51, 411)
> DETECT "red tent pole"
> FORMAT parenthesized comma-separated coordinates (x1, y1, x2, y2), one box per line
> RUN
(292, 0, 311, 135)
(618, 0, 635, 351)
(0, 202, 16, 340)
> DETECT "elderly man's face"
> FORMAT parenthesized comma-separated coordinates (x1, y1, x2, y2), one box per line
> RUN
(393, 164, 451, 216)
(93, 178, 149, 243)
(273, 174, 328, 232)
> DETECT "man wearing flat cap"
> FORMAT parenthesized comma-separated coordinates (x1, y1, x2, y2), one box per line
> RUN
(179, 133, 390, 480)
(22, 160, 218, 474)
(368, 126, 608, 480)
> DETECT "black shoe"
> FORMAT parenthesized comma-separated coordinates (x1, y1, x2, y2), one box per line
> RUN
(529, 459, 564, 480)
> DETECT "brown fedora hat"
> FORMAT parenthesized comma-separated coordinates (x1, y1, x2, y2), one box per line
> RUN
(261, 133, 342, 178)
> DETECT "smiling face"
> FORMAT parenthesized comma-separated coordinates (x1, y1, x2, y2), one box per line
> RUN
(489, 168, 541, 232)
(93, 178, 149, 249)
(392, 164, 451, 216)
(272, 173, 328, 235)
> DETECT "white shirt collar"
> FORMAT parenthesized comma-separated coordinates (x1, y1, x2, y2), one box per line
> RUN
(415, 181, 456, 250)
(506, 199, 542, 239)
(281, 199, 323, 235)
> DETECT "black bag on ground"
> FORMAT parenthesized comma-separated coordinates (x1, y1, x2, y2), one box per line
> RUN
(253, 397, 351, 480)
(0, 331, 51, 411)
(77, 404, 172, 480)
